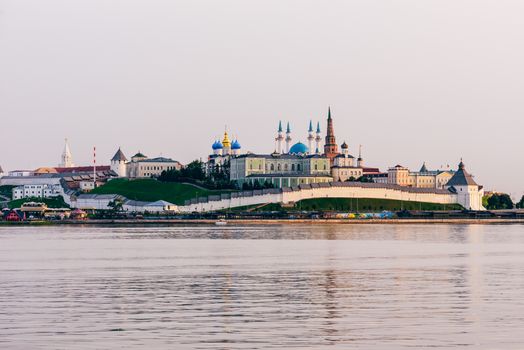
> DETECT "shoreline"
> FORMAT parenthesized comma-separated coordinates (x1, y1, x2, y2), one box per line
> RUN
(1, 218, 524, 226)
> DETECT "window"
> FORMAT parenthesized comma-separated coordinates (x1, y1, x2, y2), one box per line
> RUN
(270, 164, 274, 171)
(292, 164, 295, 171)
(277, 164, 281, 171)
(297, 164, 301, 171)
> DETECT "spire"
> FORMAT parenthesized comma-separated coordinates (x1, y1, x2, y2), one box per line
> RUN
(286, 122, 291, 133)
(278, 121, 283, 133)
(308, 120, 313, 132)
(324, 107, 338, 159)
(420, 162, 428, 173)
(358, 144, 362, 160)
(316, 121, 321, 133)
(60, 138, 74, 168)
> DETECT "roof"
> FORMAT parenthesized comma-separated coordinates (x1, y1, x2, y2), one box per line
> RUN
(138, 157, 180, 163)
(419, 162, 428, 173)
(111, 148, 128, 162)
(55, 166, 111, 173)
(145, 200, 176, 207)
(132, 152, 146, 158)
(289, 142, 309, 155)
(446, 161, 478, 187)
(247, 173, 332, 178)
(334, 154, 354, 159)
(76, 194, 124, 200)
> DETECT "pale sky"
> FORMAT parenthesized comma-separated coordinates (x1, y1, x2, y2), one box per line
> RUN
(1, 0, 523, 198)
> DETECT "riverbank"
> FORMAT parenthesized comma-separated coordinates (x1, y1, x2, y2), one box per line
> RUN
(1, 218, 524, 226)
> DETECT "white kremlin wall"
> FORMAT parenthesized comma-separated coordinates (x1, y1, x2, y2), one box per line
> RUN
(179, 183, 459, 213)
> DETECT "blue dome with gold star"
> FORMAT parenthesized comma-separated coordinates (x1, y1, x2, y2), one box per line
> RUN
(212, 140, 223, 150)
(289, 142, 308, 155)
(231, 140, 241, 150)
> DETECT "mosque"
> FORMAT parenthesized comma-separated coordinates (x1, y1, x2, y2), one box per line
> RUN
(225, 108, 375, 188)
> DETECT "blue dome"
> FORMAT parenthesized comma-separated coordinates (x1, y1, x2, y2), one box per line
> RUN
(231, 140, 241, 150)
(289, 142, 309, 154)
(212, 140, 223, 150)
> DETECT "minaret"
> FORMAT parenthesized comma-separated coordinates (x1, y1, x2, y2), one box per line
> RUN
(275, 121, 284, 154)
(307, 120, 314, 155)
(315, 121, 322, 154)
(357, 145, 364, 168)
(60, 138, 74, 168)
(285, 122, 292, 154)
(324, 107, 338, 159)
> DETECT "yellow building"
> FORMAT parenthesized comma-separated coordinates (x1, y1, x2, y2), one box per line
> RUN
(387, 163, 454, 189)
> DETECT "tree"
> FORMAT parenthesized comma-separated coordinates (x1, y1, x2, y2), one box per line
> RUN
(486, 193, 514, 210)
(108, 199, 124, 213)
(517, 196, 524, 209)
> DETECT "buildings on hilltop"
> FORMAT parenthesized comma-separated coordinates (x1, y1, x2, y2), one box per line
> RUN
(382, 163, 455, 189)
(228, 107, 378, 188)
(206, 130, 242, 175)
(110, 149, 182, 178)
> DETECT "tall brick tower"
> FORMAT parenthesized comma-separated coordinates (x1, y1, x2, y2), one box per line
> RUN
(324, 107, 339, 159)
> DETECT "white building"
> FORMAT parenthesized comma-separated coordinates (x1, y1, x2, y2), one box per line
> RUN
(126, 154, 182, 178)
(12, 184, 63, 200)
(73, 194, 124, 210)
(7, 170, 34, 177)
(446, 160, 485, 210)
(110, 148, 128, 177)
(123, 200, 178, 213)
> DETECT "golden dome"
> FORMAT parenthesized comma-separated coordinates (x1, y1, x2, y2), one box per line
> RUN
(222, 131, 231, 148)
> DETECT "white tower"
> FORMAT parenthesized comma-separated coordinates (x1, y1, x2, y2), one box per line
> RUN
(285, 122, 292, 154)
(315, 122, 322, 154)
(307, 120, 315, 155)
(111, 147, 128, 177)
(60, 138, 75, 168)
(446, 160, 485, 210)
(275, 121, 284, 154)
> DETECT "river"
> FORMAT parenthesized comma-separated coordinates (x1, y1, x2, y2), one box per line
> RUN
(1, 224, 524, 349)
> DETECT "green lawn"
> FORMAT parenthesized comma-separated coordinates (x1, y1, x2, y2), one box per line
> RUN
(293, 198, 463, 212)
(90, 178, 234, 205)
(224, 198, 462, 213)
(8, 196, 70, 209)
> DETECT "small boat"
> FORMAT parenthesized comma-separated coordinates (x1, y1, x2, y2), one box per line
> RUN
(215, 219, 227, 226)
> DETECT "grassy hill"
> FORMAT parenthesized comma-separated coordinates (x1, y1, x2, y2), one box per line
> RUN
(8, 196, 70, 209)
(90, 178, 233, 205)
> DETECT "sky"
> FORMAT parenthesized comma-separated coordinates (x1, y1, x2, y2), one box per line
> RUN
(0, 0, 523, 198)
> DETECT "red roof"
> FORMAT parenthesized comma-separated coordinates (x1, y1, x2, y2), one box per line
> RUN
(362, 167, 381, 174)
(54, 166, 110, 173)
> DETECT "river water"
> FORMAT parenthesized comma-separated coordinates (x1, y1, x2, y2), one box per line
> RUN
(1, 224, 524, 349)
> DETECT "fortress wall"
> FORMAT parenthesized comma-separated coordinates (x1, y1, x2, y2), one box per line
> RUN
(283, 186, 456, 205)
(179, 186, 458, 213)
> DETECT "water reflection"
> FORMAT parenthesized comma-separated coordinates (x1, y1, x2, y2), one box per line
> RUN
(0, 224, 523, 349)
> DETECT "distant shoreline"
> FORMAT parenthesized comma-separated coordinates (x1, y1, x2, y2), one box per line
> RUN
(1, 218, 524, 226)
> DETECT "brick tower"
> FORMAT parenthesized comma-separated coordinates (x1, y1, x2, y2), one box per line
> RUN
(324, 107, 339, 159)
